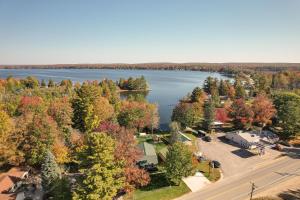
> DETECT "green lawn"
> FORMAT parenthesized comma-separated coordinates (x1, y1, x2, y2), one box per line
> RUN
(136, 134, 168, 152)
(196, 161, 221, 182)
(131, 172, 190, 200)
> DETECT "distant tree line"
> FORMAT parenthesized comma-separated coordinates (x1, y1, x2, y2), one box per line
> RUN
(1, 62, 300, 73)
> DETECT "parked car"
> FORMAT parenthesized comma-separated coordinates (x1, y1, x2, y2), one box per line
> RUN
(278, 140, 291, 147)
(197, 156, 207, 162)
(210, 160, 221, 168)
(145, 163, 158, 172)
(197, 130, 207, 137)
(203, 136, 212, 142)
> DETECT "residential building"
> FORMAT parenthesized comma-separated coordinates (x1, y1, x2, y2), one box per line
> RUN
(137, 142, 158, 167)
(0, 168, 29, 200)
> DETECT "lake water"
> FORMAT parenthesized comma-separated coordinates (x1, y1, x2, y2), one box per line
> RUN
(0, 69, 228, 129)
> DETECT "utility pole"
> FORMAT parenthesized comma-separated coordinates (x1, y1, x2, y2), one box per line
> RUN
(250, 182, 257, 200)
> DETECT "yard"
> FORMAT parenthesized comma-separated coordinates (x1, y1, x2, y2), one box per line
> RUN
(136, 133, 169, 152)
(131, 172, 190, 200)
(196, 161, 221, 182)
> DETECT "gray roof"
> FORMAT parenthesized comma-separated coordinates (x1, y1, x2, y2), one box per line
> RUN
(138, 142, 158, 165)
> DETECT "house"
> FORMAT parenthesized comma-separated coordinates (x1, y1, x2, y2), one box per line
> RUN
(225, 130, 260, 149)
(0, 168, 29, 200)
(137, 142, 158, 167)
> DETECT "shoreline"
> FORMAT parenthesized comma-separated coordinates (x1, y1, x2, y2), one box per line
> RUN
(118, 89, 152, 92)
(0, 63, 299, 73)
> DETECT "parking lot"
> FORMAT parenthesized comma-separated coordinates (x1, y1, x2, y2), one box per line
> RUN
(197, 133, 282, 178)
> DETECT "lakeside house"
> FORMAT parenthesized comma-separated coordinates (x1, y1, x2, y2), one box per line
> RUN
(137, 142, 158, 167)
(0, 168, 29, 200)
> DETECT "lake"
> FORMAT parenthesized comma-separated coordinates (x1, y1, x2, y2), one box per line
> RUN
(0, 69, 228, 129)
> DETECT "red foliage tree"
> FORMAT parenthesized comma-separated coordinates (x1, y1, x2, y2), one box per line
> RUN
(18, 96, 44, 114)
(113, 128, 150, 192)
(252, 95, 276, 127)
(96, 122, 150, 192)
(215, 108, 230, 123)
(228, 98, 254, 129)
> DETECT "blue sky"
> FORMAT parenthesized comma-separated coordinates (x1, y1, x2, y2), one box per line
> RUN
(0, 0, 299, 64)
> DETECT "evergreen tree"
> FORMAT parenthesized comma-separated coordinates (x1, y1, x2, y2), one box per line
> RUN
(203, 100, 215, 131)
(218, 79, 228, 96)
(72, 83, 102, 132)
(41, 79, 46, 88)
(165, 142, 194, 185)
(48, 79, 55, 87)
(73, 132, 125, 200)
(234, 79, 246, 99)
(190, 87, 204, 102)
(203, 76, 216, 94)
(273, 92, 300, 138)
(41, 151, 61, 192)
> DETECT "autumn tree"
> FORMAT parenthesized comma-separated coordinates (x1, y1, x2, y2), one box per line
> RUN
(165, 142, 194, 185)
(17, 96, 44, 114)
(172, 102, 203, 127)
(118, 100, 159, 131)
(228, 98, 254, 130)
(252, 95, 276, 127)
(113, 128, 150, 192)
(15, 112, 59, 166)
(48, 97, 73, 128)
(73, 132, 125, 200)
(215, 108, 230, 123)
(84, 97, 114, 132)
(0, 109, 24, 166)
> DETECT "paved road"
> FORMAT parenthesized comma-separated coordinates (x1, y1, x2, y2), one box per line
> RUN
(176, 156, 300, 200)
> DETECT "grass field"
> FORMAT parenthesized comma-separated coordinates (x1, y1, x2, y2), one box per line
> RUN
(131, 172, 190, 200)
(196, 161, 221, 182)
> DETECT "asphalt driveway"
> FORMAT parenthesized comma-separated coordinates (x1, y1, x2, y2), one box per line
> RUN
(197, 133, 282, 178)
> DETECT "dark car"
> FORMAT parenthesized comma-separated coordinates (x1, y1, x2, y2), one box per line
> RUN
(197, 156, 206, 162)
(210, 160, 221, 168)
(278, 140, 291, 147)
(145, 164, 158, 172)
(203, 136, 212, 142)
(197, 130, 207, 137)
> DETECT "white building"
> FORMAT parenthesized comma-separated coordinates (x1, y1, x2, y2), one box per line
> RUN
(225, 130, 260, 149)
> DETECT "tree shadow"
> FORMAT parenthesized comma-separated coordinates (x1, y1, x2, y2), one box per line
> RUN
(278, 189, 300, 200)
(138, 172, 172, 191)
